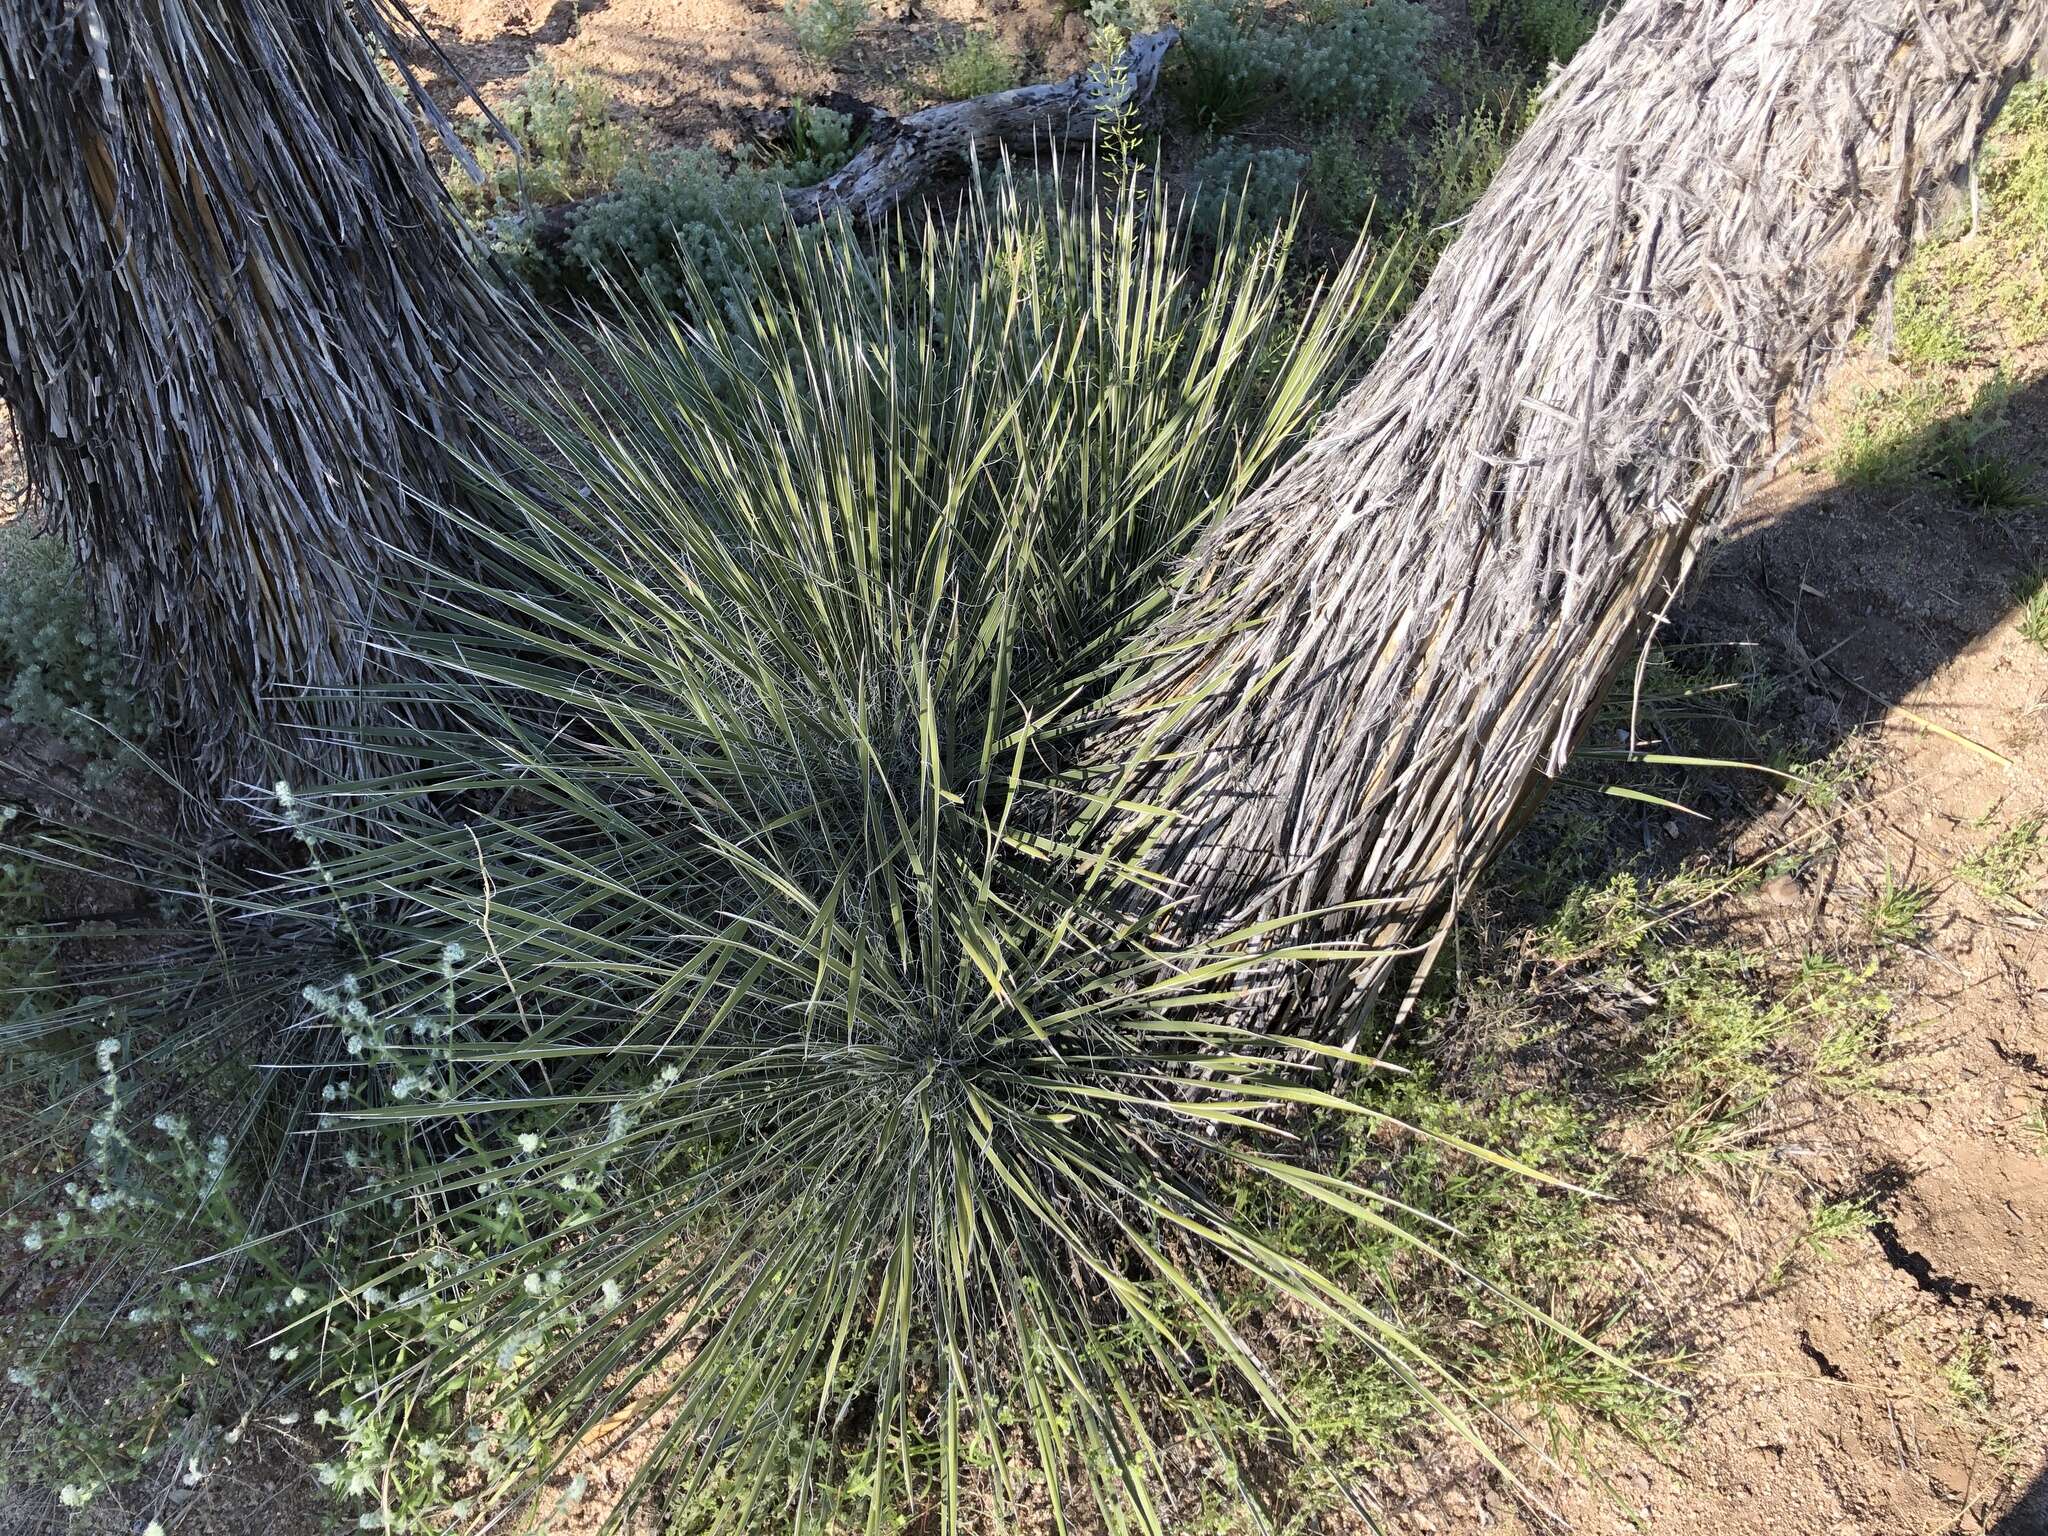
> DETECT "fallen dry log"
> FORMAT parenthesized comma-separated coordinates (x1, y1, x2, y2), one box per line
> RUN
(526, 31, 1176, 260)
(1124, 0, 2048, 1041)
(783, 27, 1179, 224)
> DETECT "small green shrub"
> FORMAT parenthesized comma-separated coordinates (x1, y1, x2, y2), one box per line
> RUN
(1190, 139, 1308, 238)
(763, 100, 860, 182)
(450, 62, 635, 218)
(785, 0, 868, 63)
(1472, 0, 1599, 69)
(1281, 0, 1433, 122)
(927, 29, 1019, 98)
(0, 523, 152, 765)
(1173, 0, 1432, 130)
(1172, 0, 1280, 129)
(1416, 81, 1534, 225)
(499, 102, 867, 316)
(505, 146, 793, 319)
(1309, 136, 1380, 230)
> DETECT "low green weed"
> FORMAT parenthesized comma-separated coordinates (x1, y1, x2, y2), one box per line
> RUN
(1890, 260, 1973, 367)
(1803, 1194, 1879, 1256)
(439, 65, 855, 324)
(1830, 379, 1952, 487)
(1768, 1194, 1877, 1285)
(1947, 446, 2041, 514)
(1958, 816, 2045, 907)
(1930, 369, 2030, 507)
(497, 96, 863, 317)
(2018, 571, 2048, 651)
(1219, 1070, 1671, 1479)
(759, 101, 860, 182)
(1169, 0, 1272, 129)
(1471, 0, 1599, 69)
(1942, 1336, 1992, 1412)
(1789, 741, 1873, 813)
(1537, 870, 1653, 963)
(1284, 0, 1435, 122)
(1635, 949, 1787, 1114)
(1532, 882, 1897, 1170)
(785, 0, 868, 62)
(1866, 870, 1935, 946)
(926, 29, 1018, 98)
(1984, 80, 2048, 238)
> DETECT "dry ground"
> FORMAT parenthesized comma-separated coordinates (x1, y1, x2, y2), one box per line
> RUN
(1, 406, 24, 524)
(405, 0, 1093, 150)
(1463, 363, 2048, 1536)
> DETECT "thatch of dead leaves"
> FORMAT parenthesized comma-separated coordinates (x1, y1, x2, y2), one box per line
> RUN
(0, 0, 515, 787)
(1128, 0, 2048, 1039)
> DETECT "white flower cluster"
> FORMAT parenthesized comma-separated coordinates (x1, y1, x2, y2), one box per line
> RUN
(305, 956, 469, 1116)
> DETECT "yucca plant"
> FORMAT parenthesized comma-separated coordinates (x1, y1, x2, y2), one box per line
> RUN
(250, 176, 1585, 1535)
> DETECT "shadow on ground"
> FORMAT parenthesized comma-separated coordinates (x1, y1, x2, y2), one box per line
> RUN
(1992, 1462, 2048, 1534)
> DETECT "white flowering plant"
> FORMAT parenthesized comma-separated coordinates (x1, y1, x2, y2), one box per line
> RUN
(1, 1030, 312, 1514)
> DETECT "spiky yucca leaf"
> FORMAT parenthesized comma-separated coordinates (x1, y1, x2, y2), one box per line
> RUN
(267, 178, 1578, 1534)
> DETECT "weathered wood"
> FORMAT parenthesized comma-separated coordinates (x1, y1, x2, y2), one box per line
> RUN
(1122, 0, 2048, 1039)
(784, 28, 1179, 225)
(0, 0, 516, 791)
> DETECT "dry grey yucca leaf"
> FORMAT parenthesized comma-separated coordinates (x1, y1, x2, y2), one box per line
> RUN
(1127, 0, 2048, 1039)
(0, 0, 517, 789)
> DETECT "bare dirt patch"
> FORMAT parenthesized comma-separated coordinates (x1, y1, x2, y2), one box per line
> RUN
(1456, 353, 2048, 1536)
(402, 0, 1090, 151)
(1, 404, 25, 525)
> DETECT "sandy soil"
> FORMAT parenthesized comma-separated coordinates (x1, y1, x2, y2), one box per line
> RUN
(1, 404, 24, 525)
(1429, 358, 2048, 1536)
(403, 0, 1092, 150)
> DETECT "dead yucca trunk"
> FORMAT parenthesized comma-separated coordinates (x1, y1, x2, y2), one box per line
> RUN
(0, 0, 512, 789)
(1133, 0, 2047, 1038)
